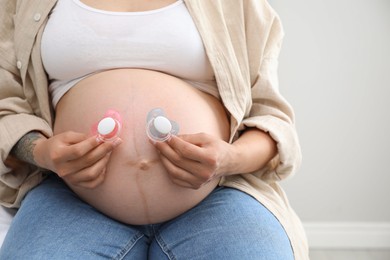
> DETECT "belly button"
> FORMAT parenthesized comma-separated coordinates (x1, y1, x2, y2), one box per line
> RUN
(138, 160, 150, 171)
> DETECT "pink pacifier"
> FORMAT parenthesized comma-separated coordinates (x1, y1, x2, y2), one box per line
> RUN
(92, 109, 122, 142)
(146, 108, 179, 142)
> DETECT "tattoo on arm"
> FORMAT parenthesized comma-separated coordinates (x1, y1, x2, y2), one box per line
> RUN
(11, 131, 45, 166)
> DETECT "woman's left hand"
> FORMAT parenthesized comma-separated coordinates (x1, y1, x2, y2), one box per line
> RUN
(152, 133, 236, 189)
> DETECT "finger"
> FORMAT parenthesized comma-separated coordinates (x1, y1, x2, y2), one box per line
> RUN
(170, 178, 195, 189)
(60, 134, 103, 161)
(155, 140, 202, 174)
(69, 137, 122, 165)
(77, 168, 106, 189)
(71, 139, 120, 171)
(166, 136, 206, 162)
(61, 131, 90, 144)
(177, 133, 209, 146)
(67, 153, 111, 186)
(159, 156, 201, 187)
(58, 138, 121, 178)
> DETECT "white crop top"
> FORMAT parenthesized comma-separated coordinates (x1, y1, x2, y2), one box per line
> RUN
(41, 0, 219, 108)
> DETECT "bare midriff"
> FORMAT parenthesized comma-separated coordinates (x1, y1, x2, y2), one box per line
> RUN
(53, 69, 230, 224)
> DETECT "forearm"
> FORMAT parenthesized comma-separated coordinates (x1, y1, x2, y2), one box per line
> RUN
(229, 128, 277, 175)
(10, 131, 47, 166)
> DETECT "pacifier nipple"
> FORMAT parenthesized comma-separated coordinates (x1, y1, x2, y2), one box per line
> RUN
(98, 117, 117, 136)
(153, 116, 172, 135)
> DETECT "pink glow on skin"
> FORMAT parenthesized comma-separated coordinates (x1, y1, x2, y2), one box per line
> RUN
(91, 109, 122, 142)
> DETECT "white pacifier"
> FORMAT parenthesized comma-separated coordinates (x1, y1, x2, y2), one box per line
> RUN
(95, 110, 122, 142)
(146, 108, 179, 142)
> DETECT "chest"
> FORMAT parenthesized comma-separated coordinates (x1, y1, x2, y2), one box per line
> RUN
(41, 0, 215, 83)
(79, 0, 178, 12)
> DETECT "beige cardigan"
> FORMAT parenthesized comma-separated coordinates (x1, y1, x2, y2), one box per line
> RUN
(0, 0, 308, 258)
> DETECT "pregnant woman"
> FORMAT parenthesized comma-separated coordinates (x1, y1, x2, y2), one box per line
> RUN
(0, 0, 308, 259)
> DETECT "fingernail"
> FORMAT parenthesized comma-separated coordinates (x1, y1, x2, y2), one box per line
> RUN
(96, 135, 103, 144)
(148, 138, 157, 145)
(112, 138, 123, 147)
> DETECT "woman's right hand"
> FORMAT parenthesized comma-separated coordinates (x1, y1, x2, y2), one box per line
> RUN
(33, 131, 122, 188)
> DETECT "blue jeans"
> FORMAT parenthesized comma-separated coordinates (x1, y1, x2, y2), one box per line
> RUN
(0, 175, 293, 260)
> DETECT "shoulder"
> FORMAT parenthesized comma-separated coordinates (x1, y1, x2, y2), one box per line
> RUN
(0, 0, 16, 23)
(12, 0, 56, 19)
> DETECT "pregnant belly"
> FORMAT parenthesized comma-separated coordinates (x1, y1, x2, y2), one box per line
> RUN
(53, 69, 230, 224)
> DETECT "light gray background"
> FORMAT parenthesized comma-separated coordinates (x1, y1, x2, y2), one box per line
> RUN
(270, 0, 390, 222)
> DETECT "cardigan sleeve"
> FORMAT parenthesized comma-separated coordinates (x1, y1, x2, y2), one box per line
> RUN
(240, 1, 302, 182)
(0, 0, 52, 207)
